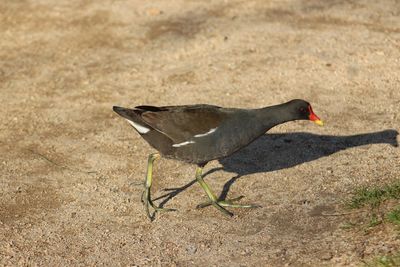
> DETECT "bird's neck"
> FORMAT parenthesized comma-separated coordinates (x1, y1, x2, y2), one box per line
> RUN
(256, 102, 295, 130)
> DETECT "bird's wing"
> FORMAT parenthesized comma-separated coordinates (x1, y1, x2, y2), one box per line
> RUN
(137, 105, 227, 143)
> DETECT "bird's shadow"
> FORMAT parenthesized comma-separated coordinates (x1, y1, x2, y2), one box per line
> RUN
(155, 129, 398, 207)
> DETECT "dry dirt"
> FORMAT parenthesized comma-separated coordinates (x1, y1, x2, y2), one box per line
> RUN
(1, 0, 400, 266)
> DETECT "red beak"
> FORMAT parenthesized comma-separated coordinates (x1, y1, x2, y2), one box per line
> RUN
(308, 105, 323, 126)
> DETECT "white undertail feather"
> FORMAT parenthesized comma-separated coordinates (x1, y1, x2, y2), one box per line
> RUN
(125, 119, 150, 134)
(172, 141, 195, 147)
(194, 127, 217, 138)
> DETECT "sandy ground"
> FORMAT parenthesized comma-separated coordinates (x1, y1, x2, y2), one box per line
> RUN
(1, 0, 399, 266)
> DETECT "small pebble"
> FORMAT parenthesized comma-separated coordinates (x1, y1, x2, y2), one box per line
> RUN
(319, 251, 333, 260)
(146, 8, 163, 16)
(186, 244, 197, 255)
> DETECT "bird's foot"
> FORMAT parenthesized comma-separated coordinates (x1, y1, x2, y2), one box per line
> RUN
(141, 189, 176, 221)
(196, 196, 261, 216)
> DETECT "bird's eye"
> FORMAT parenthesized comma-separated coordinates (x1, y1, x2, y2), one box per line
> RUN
(299, 107, 306, 113)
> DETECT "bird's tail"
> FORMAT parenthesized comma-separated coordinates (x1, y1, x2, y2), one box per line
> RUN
(113, 106, 151, 134)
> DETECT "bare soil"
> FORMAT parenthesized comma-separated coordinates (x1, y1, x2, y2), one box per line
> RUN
(1, 0, 399, 266)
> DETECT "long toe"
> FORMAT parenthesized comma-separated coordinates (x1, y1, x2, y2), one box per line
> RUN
(211, 202, 234, 217)
(149, 199, 177, 212)
(144, 200, 176, 221)
(218, 201, 261, 208)
(197, 196, 261, 211)
(153, 206, 177, 213)
(196, 200, 233, 217)
(144, 201, 153, 221)
(144, 193, 177, 218)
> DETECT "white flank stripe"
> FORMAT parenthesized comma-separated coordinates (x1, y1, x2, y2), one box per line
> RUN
(194, 127, 217, 138)
(125, 119, 150, 134)
(172, 141, 195, 147)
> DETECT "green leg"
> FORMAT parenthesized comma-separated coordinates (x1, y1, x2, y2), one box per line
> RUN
(142, 153, 175, 221)
(195, 167, 260, 216)
(195, 166, 233, 216)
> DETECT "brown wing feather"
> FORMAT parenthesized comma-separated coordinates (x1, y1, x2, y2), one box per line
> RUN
(138, 105, 226, 143)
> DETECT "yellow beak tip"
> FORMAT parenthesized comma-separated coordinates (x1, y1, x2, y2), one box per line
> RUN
(314, 120, 324, 126)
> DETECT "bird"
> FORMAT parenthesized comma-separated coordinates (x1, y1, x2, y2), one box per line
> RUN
(113, 99, 323, 220)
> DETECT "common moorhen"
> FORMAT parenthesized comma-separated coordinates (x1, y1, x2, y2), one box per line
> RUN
(113, 99, 323, 220)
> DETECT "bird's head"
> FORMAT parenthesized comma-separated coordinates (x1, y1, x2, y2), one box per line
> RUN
(289, 99, 323, 126)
